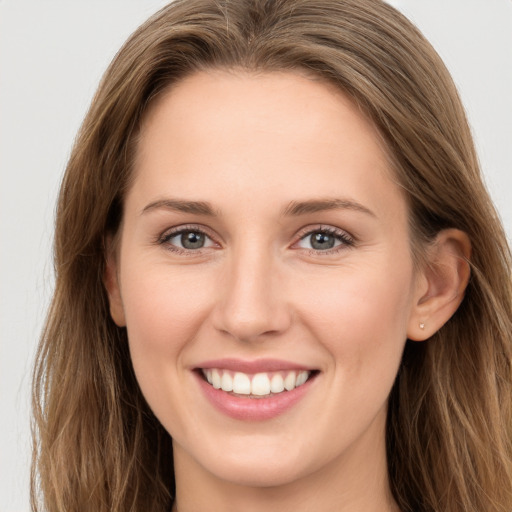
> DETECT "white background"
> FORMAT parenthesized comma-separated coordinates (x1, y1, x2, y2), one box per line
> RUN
(1, 1, 511, 510)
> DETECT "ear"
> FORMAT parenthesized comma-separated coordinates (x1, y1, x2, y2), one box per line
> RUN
(407, 229, 471, 341)
(104, 236, 126, 327)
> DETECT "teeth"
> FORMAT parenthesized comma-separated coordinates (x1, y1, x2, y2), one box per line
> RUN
(221, 372, 233, 392)
(270, 373, 285, 393)
(212, 369, 221, 389)
(232, 372, 251, 394)
(251, 373, 271, 396)
(284, 372, 296, 391)
(296, 370, 308, 386)
(202, 369, 312, 396)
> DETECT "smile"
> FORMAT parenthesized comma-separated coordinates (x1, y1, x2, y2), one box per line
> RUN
(201, 369, 311, 397)
(194, 360, 319, 421)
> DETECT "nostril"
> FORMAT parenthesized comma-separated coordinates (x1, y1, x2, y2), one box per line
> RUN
(213, 307, 292, 343)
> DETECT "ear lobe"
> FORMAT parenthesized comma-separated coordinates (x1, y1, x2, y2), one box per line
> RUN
(408, 229, 471, 341)
(104, 237, 126, 327)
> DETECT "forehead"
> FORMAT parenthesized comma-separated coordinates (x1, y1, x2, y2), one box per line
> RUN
(131, 69, 404, 221)
(138, 69, 388, 160)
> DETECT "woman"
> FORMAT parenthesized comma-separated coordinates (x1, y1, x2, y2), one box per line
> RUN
(31, 0, 512, 511)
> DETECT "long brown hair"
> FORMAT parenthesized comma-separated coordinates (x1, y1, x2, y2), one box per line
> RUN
(32, 1, 512, 510)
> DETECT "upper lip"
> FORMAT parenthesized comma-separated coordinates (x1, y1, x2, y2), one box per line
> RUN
(194, 358, 315, 373)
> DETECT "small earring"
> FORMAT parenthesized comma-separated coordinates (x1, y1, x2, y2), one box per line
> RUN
(419, 322, 425, 330)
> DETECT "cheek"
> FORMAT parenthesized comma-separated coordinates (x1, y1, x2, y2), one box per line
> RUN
(120, 264, 214, 380)
(291, 258, 414, 376)
(119, 263, 221, 435)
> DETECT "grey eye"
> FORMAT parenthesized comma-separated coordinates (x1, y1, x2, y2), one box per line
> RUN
(164, 229, 215, 250)
(309, 232, 336, 250)
(296, 229, 351, 252)
(180, 231, 205, 249)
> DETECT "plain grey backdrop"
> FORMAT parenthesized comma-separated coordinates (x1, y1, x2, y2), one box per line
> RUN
(1, 1, 511, 510)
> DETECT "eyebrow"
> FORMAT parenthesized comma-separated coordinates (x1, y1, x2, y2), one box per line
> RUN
(282, 198, 376, 217)
(141, 197, 375, 218)
(141, 199, 218, 216)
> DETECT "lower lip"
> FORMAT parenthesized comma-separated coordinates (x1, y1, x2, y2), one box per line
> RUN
(195, 372, 316, 421)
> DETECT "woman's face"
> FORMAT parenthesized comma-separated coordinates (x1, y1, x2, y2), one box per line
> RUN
(108, 70, 425, 489)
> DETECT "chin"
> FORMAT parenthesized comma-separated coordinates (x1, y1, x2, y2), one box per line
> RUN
(205, 455, 310, 488)
(175, 431, 321, 489)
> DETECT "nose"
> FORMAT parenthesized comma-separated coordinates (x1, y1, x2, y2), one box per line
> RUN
(212, 245, 291, 343)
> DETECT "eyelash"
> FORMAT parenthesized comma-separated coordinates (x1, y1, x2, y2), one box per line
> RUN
(157, 224, 218, 256)
(294, 225, 355, 255)
(156, 224, 355, 255)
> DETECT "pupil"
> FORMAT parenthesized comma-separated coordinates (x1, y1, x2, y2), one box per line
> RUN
(181, 231, 205, 249)
(311, 232, 335, 250)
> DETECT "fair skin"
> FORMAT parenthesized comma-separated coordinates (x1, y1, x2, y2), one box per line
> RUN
(105, 70, 470, 512)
